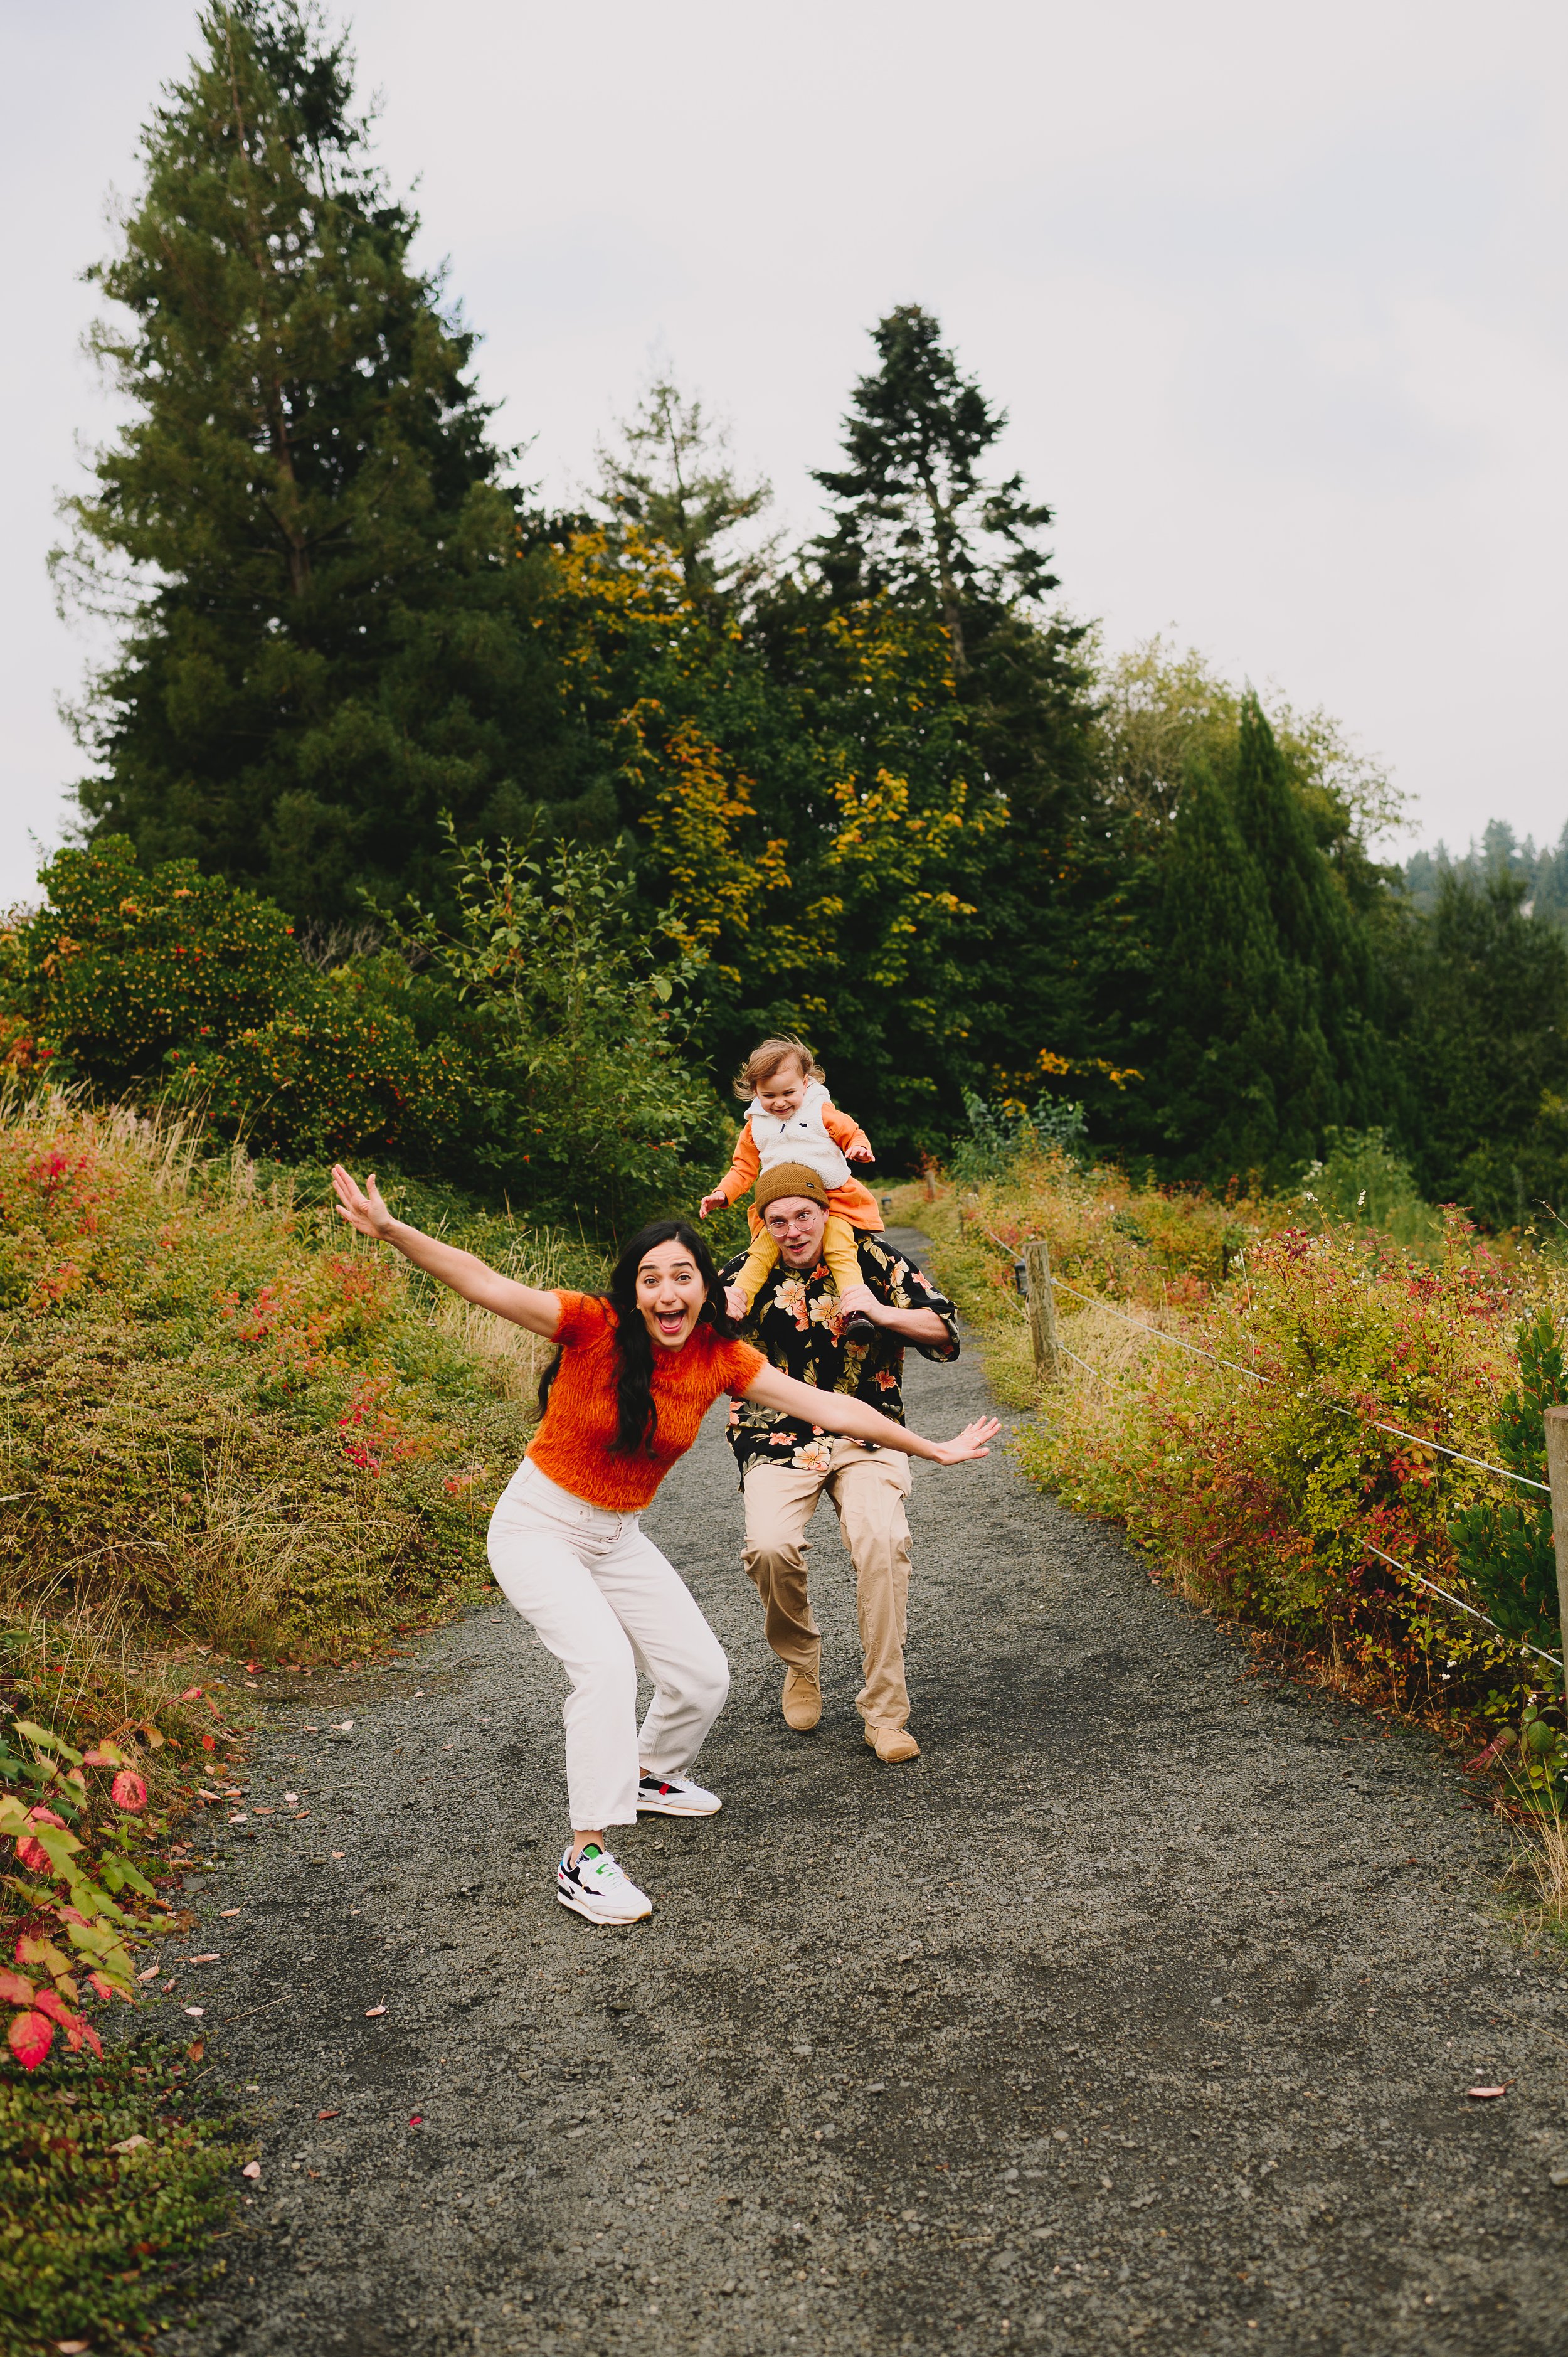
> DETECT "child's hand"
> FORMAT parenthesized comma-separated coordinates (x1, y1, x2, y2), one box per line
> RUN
(699, 1189, 728, 1218)
(847, 1135, 876, 1162)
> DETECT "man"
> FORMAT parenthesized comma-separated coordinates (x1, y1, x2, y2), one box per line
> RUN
(721, 1163, 961, 1764)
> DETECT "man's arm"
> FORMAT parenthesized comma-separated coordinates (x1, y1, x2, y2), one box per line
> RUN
(855, 1300, 950, 1344)
(839, 1242, 960, 1355)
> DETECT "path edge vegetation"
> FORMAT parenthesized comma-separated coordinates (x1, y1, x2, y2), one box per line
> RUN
(886, 1132, 1568, 1950)
(0, 1088, 607, 2354)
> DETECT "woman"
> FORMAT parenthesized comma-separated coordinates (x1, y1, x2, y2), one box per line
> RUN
(330, 1168, 999, 1927)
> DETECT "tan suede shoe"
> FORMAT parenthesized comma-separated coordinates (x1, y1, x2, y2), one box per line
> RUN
(864, 1723, 920, 1764)
(781, 1664, 822, 1732)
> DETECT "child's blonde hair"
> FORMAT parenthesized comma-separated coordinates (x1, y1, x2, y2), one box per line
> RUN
(733, 1034, 825, 1103)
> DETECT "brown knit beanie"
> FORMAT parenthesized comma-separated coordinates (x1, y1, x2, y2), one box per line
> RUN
(753, 1161, 830, 1213)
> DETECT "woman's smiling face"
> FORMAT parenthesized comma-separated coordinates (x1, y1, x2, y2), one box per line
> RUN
(636, 1238, 706, 1350)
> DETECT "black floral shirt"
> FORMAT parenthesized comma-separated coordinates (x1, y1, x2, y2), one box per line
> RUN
(721, 1233, 960, 1479)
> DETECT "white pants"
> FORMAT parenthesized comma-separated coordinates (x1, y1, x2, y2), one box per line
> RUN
(486, 1460, 730, 1830)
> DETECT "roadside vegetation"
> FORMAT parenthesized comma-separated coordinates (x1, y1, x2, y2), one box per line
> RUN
(0, 1087, 598, 2349)
(893, 1114, 1568, 1937)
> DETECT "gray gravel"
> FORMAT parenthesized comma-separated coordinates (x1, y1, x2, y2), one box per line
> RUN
(166, 1233, 1568, 2356)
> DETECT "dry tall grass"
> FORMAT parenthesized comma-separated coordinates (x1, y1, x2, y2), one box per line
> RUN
(1508, 1797, 1568, 1935)
(0, 1090, 595, 1678)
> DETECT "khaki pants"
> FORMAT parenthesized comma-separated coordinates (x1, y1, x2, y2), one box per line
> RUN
(741, 1437, 914, 1730)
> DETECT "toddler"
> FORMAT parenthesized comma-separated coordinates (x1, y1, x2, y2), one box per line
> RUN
(699, 1036, 881, 1334)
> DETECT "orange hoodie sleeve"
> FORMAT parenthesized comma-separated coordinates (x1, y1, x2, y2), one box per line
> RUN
(714, 1121, 761, 1206)
(823, 1103, 874, 1162)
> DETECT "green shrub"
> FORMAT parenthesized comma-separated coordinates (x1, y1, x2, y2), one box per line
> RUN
(951, 1090, 1088, 1183)
(383, 823, 719, 1225)
(1449, 1310, 1564, 1656)
(0, 2040, 240, 2353)
(0, 837, 295, 1088)
(1298, 1125, 1440, 1250)
(0, 833, 723, 1227)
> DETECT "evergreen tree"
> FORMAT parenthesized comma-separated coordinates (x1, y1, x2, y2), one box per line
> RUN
(1140, 700, 1389, 1183)
(810, 304, 1057, 671)
(805, 306, 1104, 1117)
(1395, 872, 1568, 1224)
(56, 0, 575, 921)
(595, 376, 778, 611)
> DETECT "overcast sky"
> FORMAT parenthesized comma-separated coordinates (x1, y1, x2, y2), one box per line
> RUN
(3, 0, 1564, 905)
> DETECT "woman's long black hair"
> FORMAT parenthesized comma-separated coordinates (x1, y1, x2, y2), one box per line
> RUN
(536, 1219, 741, 1455)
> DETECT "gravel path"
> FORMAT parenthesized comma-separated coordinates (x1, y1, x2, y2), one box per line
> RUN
(171, 1233, 1568, 2357)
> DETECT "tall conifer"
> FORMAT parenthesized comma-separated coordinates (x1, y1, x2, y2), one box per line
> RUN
(56, 1, 564, 920)
(1147, 698, 1387, 1181)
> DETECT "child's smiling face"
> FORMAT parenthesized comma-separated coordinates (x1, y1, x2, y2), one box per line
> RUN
(756, 1056, 810, 1120)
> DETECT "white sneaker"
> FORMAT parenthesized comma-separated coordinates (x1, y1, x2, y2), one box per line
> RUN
(636, 1770, 722, 1817)
(556, 1846, 652, 1925)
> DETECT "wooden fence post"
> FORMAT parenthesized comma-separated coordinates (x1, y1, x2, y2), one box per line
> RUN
(1542, 1406, 1568, 1708)
(1024, 1239, 1061, 1385)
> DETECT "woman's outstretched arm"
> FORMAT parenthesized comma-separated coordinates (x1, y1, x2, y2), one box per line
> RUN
(330, 1167, 564, 1339)
(740, 1364, 999, 1466)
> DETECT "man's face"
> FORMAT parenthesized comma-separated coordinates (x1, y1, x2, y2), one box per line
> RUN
(764, 1196, 829, 1269)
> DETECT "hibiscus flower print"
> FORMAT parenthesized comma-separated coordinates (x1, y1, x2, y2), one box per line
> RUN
(793, 1439, 834, 1474)
(808, 1293, 842, 1329)
(776, 1275, 810, 1331)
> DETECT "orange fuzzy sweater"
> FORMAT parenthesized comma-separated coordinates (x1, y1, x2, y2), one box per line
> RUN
(525, 1293, 765, 1513)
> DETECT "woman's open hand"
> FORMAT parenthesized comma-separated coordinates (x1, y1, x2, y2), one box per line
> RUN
(926, 1415, 1001, 1466)
(331, 1165, 395, 1241)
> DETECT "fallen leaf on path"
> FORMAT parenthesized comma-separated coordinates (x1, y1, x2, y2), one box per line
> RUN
(110, 2134, 150, 2153)
(241, 2160, 261, 2179)
(364, 2004, 386, 2018)
(228, 1813, 247, 1825)
(332, 1721, 354, 1732)
(187, 2039, 204, 2060)
(183, 2006, 205, 2018)
(409, 2113, 423, 2126)
(331, 1849, 346, 1859)
(1468, 2085, 1508, 2100)
(136, 1966, 159, 1983)
(284, 1792, 299, 1803)
(190, 1953, 220, 1964)
(56, 2341, 92, 2353)
(219, 1908, 240, 1918)
(180, 1686, 204, 1701)
(317, 2109, 341, 2120)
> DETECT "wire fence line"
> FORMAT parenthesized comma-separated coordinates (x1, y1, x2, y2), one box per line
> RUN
(977, 1220, 1545, 1497)
(1362, 1541, 1565, 1675)
(969, 1216, 1562, 1674)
